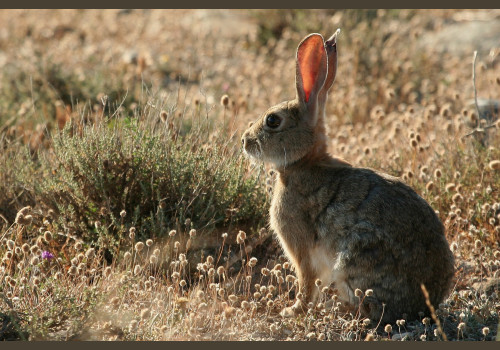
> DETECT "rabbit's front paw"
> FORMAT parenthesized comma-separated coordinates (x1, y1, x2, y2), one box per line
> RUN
(280, 300, 305, 317)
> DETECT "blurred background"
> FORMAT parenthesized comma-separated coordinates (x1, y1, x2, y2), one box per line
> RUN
(1, 9, 499, 136)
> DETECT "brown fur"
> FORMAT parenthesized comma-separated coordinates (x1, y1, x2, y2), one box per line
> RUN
(241, 32, 455, 324)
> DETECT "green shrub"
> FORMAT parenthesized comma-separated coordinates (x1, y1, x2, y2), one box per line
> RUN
(26, 100, 267, 250)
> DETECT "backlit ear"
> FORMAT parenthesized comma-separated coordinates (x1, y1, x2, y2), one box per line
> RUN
(296, 34, 327, 107)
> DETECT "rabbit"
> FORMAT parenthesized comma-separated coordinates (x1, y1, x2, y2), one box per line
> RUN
(241, 31, 455, 324)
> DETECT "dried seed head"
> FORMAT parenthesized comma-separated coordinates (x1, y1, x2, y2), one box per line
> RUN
(149, 255, 158, 265)
(31, 256, 40, 265)
(135, 242, 144, 252)
(174, 241, 180, 249)
(15, 206, 32, 225)
(221, 232, 228, 239)
(445, 183, 456, 193)
(426, 181, 434, 191)
(261, 268, 270, 276)
(14, 247, 22, 256)
(355, 288, 363, 297)
(179, 279, 187, 287)
(384, 324, 392, 334)
(18, 206, 31, 216)
(285, 275, 295, 283)
(134, 264, 141, 275)
(129, 320, 138, 332)
(475, 239, 482, 250)
(120, 210, 127, 218)
(146, 239, 153, 247)
(129, 226, 136, 239)
(189, 229, 197, 238)
(482, 327, 490, 336)
(236, 231, 246, 244)
(103, 266, 112, 278)
(43, 231, 52, 242)
(221, 95, 229, 107)
(217, 266, 225, 275)
(422, 317, 431, 325)
(85, 248, 95, 259)
(110, 296, 120, 307)
(452, 193, 463, 203)
(75, 241, 83, 251)
(30, 245, 39, 255)
(365, 289, 374, 297)
(124, 251, 132, 260)
(228, 294, 238, 303)
(248, 257, 258, 267)
(68, 265, 77, 275)
(22, 243, 30, 254)
(315, 279, 322, 287)
(283, 262, 290, 269)
(457, 322, 465, 330)
(434, 169, 442, 178)
(6, 240, 15, 250)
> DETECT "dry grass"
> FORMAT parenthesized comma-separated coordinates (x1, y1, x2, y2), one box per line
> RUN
(0, 9, 499, 341)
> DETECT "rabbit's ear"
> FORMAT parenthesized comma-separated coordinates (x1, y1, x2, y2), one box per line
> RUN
(319, 30, 339, 103)
(296, 34, 327, 113)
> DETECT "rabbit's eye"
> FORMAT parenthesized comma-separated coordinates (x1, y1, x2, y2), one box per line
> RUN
(266, 114, 281, 128)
